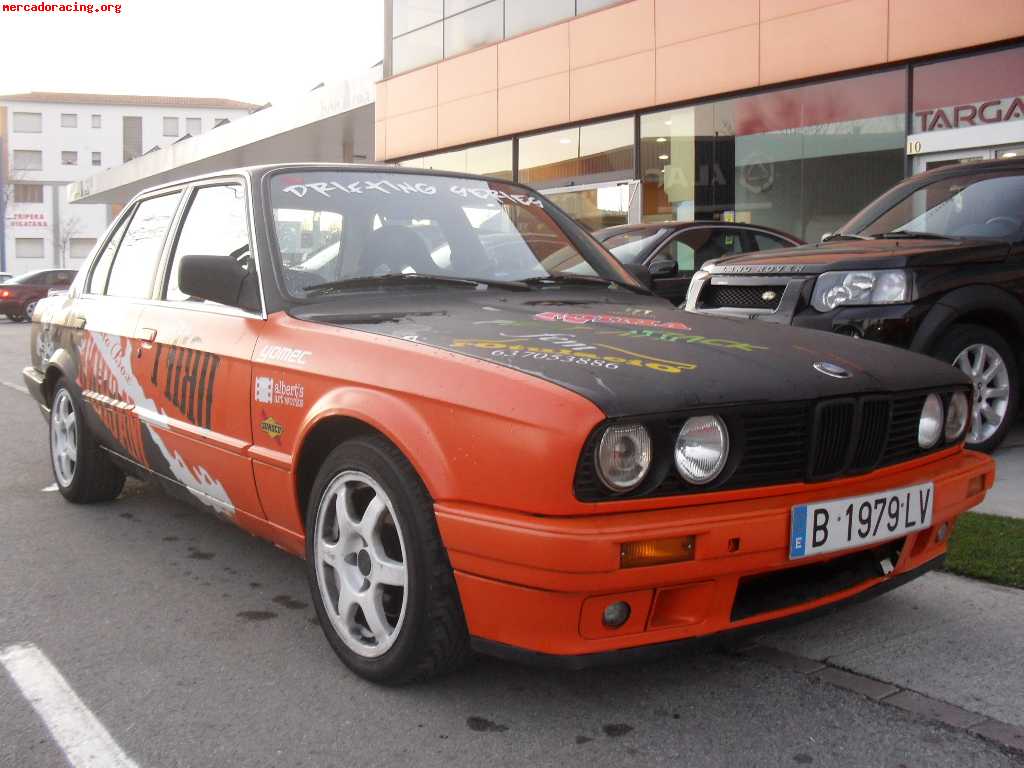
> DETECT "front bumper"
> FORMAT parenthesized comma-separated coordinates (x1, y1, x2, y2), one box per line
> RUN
(22, 366, 47, 411)
(438, 448, 993, 664)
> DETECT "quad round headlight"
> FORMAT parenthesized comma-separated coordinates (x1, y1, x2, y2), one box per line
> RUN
(918, 393, 944, 449)
(945, 391, 969, 443)
(675, 415, 729, 485)
(596, 424, 652, 492)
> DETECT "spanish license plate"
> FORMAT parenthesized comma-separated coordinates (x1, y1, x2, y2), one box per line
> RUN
(789, 483, 934, 560)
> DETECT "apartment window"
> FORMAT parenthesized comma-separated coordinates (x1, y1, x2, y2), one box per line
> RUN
(11, 112, 42, 133)
(123, 116, 142, 162)
(444, 1, 502, 58)
(13, 184, 44, 204)
(61, 151, 78, 166)
(12, 150, 43, 171)
(505, 0, 574, 37)
(15, 238, 45, 260)
(163, 117, 180, 137)
(399, 139, 513, 179)
(60, 113, 78, 128)
(92, 152, 102, 166)
(70, 238, 98, 262)
(186, 117, 202, 135)
(91, 114, 102, 128)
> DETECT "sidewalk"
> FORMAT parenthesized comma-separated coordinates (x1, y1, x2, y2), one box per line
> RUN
(755, 571, 1024, 730)
(975, 426, 1024, 519)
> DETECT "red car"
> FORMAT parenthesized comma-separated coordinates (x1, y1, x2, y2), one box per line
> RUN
(1, 269, 77, 322)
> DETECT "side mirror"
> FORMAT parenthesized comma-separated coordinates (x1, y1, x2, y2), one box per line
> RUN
(648, 259, 679, 278)
(178, 252, 260, 312)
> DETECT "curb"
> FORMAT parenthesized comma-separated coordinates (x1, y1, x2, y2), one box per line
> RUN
(740, 645, 1024, 757)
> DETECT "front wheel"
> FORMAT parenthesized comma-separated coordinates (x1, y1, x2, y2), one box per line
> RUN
(49, 382, 126, 502)
(934, 324, 1018, 452)
(305, 435, 469, 684)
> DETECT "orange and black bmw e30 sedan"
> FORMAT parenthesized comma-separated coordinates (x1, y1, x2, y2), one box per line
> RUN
(24, 164, 994, 683)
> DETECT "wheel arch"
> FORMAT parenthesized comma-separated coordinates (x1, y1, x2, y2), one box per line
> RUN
(911, 285, 1024, 358)
(41, 348, 76, 406)
(292, 389, 453, 533)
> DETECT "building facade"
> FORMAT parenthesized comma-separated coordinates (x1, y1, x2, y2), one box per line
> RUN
(0, 92, 257, 275)
(377, 1, 1024, 237)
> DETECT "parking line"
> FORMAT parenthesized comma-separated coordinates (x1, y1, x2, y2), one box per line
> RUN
(0, 643, 141, 768)
(1, 380, 28, 396)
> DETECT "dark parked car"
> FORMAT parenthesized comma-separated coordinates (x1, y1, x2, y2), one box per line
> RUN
(0, 272, 12, 284)
(596, 222, 802, 305)
(686, 157, 1024, 452)
(0, 269, 77, 322)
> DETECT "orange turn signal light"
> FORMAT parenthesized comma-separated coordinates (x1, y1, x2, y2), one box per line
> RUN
(620, 536, 695, 568)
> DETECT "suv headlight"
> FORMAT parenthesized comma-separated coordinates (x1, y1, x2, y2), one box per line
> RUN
(811, 270, 910, 312)
(596, 424, 652, 492)
(675, 415, 729, 484)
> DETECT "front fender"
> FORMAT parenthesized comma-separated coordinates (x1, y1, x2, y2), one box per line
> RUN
(911, 284, 1024, 354)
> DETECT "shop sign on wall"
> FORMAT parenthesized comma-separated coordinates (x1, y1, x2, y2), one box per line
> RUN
(914, 96, 1024, 132)
(7, 212, 48, 229)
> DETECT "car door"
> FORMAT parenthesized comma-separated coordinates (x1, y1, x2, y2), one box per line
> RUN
(72, 190, 183, 469)
(132, 180, 264, 520)
(648, 226, 752, 305)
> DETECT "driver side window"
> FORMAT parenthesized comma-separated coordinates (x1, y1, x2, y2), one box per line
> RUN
(166, 184, 249, 302)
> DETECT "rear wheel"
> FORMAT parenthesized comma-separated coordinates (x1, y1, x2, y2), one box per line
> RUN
(933, 324, 1018, 452)
(49, 382, 126, 502)
(22, 299, 38, 320)
(305, 435, 469, 684)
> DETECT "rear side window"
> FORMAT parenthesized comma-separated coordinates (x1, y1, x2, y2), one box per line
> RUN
(105, 193, 181, 299)
(165, 184, 249, 301)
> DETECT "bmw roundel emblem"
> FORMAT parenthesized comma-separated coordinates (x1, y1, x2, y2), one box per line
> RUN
(813, 362, 851, 379)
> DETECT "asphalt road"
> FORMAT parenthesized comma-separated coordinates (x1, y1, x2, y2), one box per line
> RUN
(0, 319, 1017, 768)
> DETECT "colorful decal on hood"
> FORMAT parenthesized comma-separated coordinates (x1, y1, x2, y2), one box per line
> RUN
(596, 328, 769, 352)
(77, 331, 235, 517)
(534, 311, 691, 331)
(451, 338, 696, 375)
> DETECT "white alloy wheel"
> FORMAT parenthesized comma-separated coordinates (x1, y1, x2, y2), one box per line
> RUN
(314, 471, 409, 658)
(50, 388, 78, 487)
(954, 343, 1011, 445)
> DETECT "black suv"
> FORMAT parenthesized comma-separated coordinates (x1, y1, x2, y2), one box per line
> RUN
(686, 157, 1024, 452)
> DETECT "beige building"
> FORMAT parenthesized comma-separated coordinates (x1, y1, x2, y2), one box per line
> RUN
(377, 0, 1024, 239)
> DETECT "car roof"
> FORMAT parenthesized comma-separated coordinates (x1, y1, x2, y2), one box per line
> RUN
(125, 162, 526, 202)
(911, 156, 1024, 182)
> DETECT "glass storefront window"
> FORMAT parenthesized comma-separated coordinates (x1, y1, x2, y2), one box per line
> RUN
(393, 0, 442, 35)
(444, 0, 503, 58)
(912, 46, 1024, 134)
(393, 22, 444, 74)
(519, 117, 633, 188)
(398, 140, 513, 180)
(576, 0, 624, 13)
(639, 69, 906, 242)
(505, 0, 574, 37)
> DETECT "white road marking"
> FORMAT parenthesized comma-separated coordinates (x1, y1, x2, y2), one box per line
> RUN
(0, 643, 141, 768)
(1, 380, 29, 395)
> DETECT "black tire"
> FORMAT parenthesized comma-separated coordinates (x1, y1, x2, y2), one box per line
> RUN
(23, 299, 38, 320)
(932, 323, 1019, 453)
(305, 434, 470, 684)
(49, 381, 126, 503)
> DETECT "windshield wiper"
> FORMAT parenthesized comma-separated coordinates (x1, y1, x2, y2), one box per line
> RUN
(822, 232, 870, 242)
(521, 274, 643, 292)
(302, 273, 530, 295)
(872, 230, 956, 240)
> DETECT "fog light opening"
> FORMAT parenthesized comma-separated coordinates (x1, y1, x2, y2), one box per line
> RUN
(602, 601, 631, 629)
(936, 522, 949, 543)
(728, 537, 741, 553)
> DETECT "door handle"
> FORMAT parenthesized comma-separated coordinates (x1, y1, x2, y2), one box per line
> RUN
(138, 327, 158, 348)
(70, 315, 86, 329)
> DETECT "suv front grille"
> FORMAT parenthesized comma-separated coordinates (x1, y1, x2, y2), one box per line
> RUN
(574, 392, 947, 501)
(699, 284, 784, 311)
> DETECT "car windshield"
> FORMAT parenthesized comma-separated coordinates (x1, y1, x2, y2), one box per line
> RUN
(840, 170, 1024, 242)
(268, 170, 636, 299)
(598, 227, 669, 263)
(6, 270, 45, 285)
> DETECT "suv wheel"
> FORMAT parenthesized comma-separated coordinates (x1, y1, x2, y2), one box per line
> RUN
(934, 324, 1018, 452)
(49, 382, 126, 502)
(305, 435, 469, 684)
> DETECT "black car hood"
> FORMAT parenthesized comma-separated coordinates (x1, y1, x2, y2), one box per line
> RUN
(706, 238, 1009, 275)
(290, 288, 965, 417)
